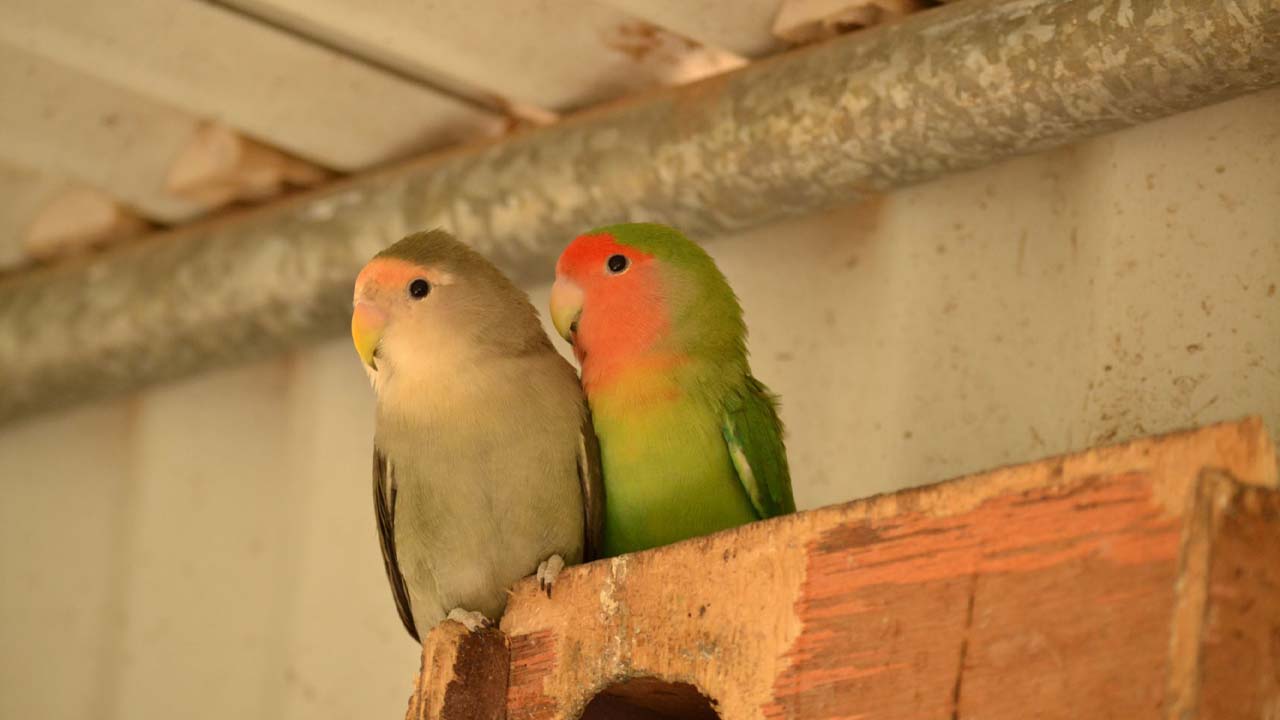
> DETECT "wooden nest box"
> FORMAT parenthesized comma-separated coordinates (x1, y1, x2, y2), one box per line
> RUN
(405, 418, 1279, 720)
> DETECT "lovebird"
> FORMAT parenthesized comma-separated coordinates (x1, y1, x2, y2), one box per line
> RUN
(548, 222, 795, 557)
(351, 229, 603, 639)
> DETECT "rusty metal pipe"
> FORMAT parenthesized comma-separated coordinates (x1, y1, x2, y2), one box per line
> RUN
(1, 0, 1278, 423)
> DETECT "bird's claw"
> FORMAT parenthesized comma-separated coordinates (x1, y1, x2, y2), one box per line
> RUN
(446, 608, 491, 632)
(536, 554, 565, 598)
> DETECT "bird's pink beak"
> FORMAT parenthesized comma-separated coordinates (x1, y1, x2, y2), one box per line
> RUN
(351, 300, 387, 369)
(549, 277, 583, 344)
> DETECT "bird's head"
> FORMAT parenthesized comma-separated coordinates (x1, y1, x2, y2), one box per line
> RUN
(550, 223, 743, 374)
(352, 230, 548, 389)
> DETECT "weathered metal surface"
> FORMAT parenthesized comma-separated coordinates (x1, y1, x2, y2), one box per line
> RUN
(1, 0, 1278, 424)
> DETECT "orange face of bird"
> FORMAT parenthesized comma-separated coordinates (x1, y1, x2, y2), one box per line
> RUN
(550, 232, 669, 368)
(351, 257, 453, 371)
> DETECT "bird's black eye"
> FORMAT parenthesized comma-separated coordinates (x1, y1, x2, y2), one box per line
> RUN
(606, 254, 629, 274)
(408, 278, 431, 299)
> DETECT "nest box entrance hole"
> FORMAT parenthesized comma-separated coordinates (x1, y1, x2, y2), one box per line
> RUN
(578, 677, 721, 720)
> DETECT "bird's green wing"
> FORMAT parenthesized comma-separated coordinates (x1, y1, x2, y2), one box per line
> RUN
(373, 447, 419, 642)
(722, 376, 797, 519)
(577, 406, 606, 561)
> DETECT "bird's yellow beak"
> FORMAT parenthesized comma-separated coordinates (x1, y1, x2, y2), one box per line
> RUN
(549, 277, 583, 344)
(351, 300, 387, 369)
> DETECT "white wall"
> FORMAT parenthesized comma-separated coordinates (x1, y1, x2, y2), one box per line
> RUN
(1, 88, 1277, 719)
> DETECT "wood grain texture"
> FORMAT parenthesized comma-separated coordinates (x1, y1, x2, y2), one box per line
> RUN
(406, 622, 508, 720)
(1198, 482, 1280, 720)
(1170, 472, 1280, 720)
(765, 471, 1187, 719)
(402, 418, 1277, 720)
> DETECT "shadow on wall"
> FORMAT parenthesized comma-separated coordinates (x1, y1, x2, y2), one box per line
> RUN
(578, 677, 720, 719)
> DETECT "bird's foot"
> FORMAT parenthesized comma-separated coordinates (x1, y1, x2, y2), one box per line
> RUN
(536, 554, 565, 598)
(446, 608, 491, 632)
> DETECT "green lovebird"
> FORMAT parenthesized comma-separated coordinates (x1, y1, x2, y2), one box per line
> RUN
(548, 222, 795, 557)
(351, 229, 603, 640)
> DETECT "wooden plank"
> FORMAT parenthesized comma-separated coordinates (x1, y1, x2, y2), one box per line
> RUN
(0, 0, 501, 171)
(405, 623, 508, 720)
(220, 0, 745, 114)
(1169, 472, 1280, 719)
(479, 418, 1275, 719)
(601, 0, 788, 58)
(1197, 482, 1280, 718)
(946, 476, 1178, 717)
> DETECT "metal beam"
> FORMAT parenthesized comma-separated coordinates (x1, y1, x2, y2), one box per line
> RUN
(2, 0, 1278, 424)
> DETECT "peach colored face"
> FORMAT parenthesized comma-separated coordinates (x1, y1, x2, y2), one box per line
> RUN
(550, 233, 669, 367)
(351, 257, 455, 371)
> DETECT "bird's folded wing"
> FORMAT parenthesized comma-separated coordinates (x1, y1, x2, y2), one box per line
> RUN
(722, 376, 797, 519)
(577, 408, 606, 561)
(373, 447, 419, 642)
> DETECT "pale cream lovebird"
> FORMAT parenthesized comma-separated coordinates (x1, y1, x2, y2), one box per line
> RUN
(351, 229, 603, 639)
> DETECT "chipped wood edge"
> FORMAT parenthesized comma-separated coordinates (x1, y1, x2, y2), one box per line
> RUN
(1165, 470, 1232, 720)
(504, 526, 811, 720)
(1166, 472, 1280, 720)
(405, 621, 509, 720)
(788, 417, 1277, 528)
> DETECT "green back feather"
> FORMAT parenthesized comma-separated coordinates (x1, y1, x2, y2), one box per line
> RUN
(722, 377, 796, 517)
